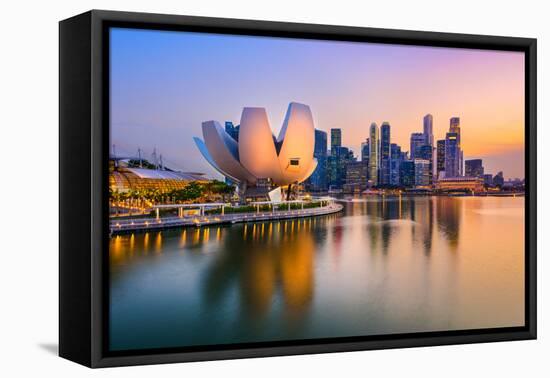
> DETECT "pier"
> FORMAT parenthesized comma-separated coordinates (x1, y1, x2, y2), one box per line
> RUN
(110, 198, 343, 235)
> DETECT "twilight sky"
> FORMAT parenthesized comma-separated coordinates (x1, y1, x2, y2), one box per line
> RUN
(110, 27, 525, 179)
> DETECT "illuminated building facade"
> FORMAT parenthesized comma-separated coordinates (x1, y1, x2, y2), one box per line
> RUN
(436, 139, 446, 178)
(330, 128, 342, 149)
(369, 122, 379, 185)
(399, 160, 415, 188)
(344, 161, 369, 193)
(414, 159, 431, 187)
(109, 165, 207, 192)
(445, 132, 460, 177)
(435, 177, 485, 192)
(410, 132, 425, 159)
(380, 122, 391, 185)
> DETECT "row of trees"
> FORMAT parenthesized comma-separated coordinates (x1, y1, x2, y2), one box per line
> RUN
(109, 180, 236, 215)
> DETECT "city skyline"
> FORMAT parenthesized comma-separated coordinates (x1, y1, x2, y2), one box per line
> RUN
(110, 28, 525, 179)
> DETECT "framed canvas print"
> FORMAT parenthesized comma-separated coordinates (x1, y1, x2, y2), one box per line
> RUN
(59, 10, 537, 368)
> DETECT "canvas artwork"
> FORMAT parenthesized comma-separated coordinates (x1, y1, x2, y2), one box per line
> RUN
(107, 27, 526, 353)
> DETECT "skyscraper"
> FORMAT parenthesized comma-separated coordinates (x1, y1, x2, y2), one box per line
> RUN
(423, 114, 434, 147)
(344, 161, 369, 193)
(465, 159, 484, 178)
(414, 159, 431, 187)
(330, 128, 342, 150)
(390, 143, 402, 186)
(410, 132, 425, 159)
(418, 144, 434, 185)
(380, 122, 391, 185)
(306, 129, 328, 191)
(225, 121, 239, 141)
(493, 171, 504, 187)
(450, 117, 461, 141)
(445, 117, 463, 178)
(436, 139, 446, 178)
(328, 146, 354, 190)
(450, 117, 462, 174)
(369, 123, 379, 185)
(361, 139, 369, 163)
(444, 132, 460, 178)
(483, 174, 493, 186)
(399, 160, 415, 188)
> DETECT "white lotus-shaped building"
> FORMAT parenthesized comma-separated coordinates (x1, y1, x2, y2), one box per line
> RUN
(194, 102, 317, 191)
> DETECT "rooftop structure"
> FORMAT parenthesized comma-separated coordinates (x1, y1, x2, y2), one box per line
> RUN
(109, 166, 207, 192)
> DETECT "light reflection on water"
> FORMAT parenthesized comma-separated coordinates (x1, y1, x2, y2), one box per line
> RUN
(109, 196, 525, 351)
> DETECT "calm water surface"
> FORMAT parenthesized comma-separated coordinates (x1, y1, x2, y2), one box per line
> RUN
(109, 196, 525, 351)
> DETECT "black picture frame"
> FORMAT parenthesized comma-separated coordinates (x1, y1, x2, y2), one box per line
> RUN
(59, 9, 537, 368)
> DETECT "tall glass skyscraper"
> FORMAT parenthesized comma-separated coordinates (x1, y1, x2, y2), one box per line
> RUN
(399, 160, 415, 188)
(369, 123, 379, 185)
(361, 139, 370, 164)
(410, 132, 425, 159)
(380, 122, 391, 185)
(445, 132, 460, 177)
(423, 114, 434, 147)
(330, 128, 342, 150)
(306, 129, 328, 191)
(418, 144, 434, 185)
(390, 143, 402, 186)
(436, 139, 446, 178)
(449, 117, 463, 175)
(445, 117, 463, 177)
(414, 159, 431, 187)
(450, 117, 461, 141)
(224, 121, 239, 141)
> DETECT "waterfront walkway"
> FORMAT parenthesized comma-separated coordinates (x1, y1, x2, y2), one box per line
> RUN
(110, 202, 343, 235)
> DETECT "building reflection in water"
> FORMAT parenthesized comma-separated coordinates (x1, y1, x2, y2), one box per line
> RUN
(436, 197, 461, 250)
(202, 218, 320, 324)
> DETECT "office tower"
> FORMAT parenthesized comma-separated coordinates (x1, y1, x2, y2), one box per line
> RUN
(328, 146, 353, 189)
(483, 174, 493, 186)
(414, 159, 431, 187)
(390, 143, 402, 186)
(449, 117, 463, 175)
(445, 132, 460, 178)
(423, 114, 434, 146)
(450, 117, 461, 141)
(399, 160, 415, 188)
(436, 139, 446, 178)
(361, 139, 370, 163)
(465, 159, 484, 178)
(330, 128, 342, 150)
(460, 150, 464, 176)
(369, 122, 379, 185)
(306, 129, 328, 191)
(223, 122, 239, 184)
(410, 132, 425, 159)
(418, 144, 434, 185)
(493, 171, 504, 187)
(344, 161, 369, 193)
(225, 121, 239, 141)
(380, 122, 391, 185)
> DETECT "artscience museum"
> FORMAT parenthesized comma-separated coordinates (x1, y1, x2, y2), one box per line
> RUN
(194, 102, 317, 200)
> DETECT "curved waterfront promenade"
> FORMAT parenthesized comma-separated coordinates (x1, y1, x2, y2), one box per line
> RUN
(110, 202, 343, 235)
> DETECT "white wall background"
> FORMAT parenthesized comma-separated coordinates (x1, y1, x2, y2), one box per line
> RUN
(0, 0, 547, 376)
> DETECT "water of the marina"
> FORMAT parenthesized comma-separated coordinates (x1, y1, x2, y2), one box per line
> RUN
(109, 196, 525, 351)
